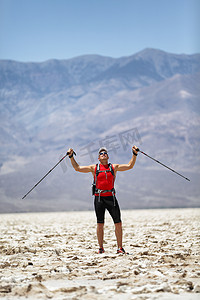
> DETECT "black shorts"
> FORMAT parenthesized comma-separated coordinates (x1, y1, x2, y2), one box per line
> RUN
(94, 195, 121, 224)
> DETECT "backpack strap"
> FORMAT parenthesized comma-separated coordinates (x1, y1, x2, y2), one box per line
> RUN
(108, 163, 114, 176)
(93, 163, 100, 185)
(96, 163, 100, 177)
(95, 163, 114, 180)
(96, 163, 114, 175)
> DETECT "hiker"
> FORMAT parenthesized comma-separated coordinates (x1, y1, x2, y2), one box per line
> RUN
(67, 145, 138, 254)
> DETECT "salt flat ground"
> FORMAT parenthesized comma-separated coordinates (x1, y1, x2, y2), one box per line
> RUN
(0, 208, 200, 300)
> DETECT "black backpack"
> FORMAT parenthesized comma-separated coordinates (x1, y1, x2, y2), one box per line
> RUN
(92, 163, 114, 195)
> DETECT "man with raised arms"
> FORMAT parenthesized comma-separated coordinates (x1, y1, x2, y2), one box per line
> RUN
(67, 145, 138, 254)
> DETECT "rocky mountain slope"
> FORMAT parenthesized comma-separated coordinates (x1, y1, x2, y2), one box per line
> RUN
(0, 49, 199, 212)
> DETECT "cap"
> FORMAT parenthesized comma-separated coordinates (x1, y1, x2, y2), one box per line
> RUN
(99, 147, 108, 154)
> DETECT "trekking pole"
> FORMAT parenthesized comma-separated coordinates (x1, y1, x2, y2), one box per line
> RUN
(135, 148, 190, 181)
(22, 151, 76, 199)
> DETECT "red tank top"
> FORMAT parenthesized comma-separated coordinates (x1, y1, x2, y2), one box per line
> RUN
(94, 164, 115, 196)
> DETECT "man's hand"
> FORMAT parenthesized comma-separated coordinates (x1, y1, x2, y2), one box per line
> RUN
(132, 145, 139, 156)
(67, 148, 74, 157)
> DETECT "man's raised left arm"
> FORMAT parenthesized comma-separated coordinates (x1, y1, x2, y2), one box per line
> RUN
(114, 146, 138, 172)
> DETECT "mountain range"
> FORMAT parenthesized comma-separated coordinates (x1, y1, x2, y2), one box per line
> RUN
(0, 48, 200, 213)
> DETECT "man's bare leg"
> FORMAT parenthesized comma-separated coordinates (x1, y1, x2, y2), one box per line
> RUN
(115, 222, 123, 248)
(97, 223, 104, 248)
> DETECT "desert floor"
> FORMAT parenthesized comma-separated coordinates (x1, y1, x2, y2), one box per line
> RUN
(0, 208, 200, 299)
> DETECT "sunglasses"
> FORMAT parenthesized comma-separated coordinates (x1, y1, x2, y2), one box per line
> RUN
(99, 152, 108, 155)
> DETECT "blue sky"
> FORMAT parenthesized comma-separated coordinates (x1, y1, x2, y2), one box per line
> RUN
(0, 0, 199, 62)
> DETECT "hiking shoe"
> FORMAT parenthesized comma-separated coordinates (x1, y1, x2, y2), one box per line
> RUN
(117, 247, 126, 254)
(98, 247, 105, 254)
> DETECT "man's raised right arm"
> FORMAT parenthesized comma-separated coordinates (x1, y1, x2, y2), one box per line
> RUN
(67, 148, 95, 174)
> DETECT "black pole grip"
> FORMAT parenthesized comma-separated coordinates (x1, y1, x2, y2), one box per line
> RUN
(132, 147, 140, 152)
(66, 151, 76, 156)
